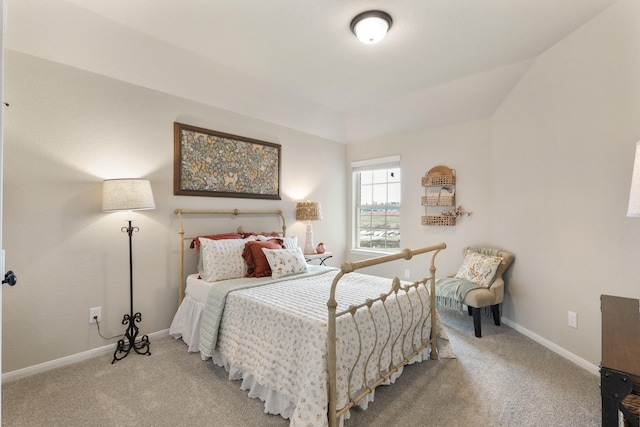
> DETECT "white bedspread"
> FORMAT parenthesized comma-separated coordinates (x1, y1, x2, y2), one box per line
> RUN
(208, 268, 454, 427)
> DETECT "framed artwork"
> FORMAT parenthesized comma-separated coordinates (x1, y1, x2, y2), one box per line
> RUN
(174, 122, 281, 199)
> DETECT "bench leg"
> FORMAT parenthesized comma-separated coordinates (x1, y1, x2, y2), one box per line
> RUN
(491, 304, 501, 326)
(471, 307, 482, 338)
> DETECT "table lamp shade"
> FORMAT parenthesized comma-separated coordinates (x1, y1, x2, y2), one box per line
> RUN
(295, 201, 322, 221)
(628, 142, 640, 217)
(103, 179, 156, 212)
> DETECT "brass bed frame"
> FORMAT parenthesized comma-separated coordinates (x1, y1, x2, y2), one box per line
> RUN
(174, 208, 445, 427)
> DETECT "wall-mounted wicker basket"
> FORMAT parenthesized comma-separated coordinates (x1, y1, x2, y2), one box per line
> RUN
(421, 193, 455, 207)
(421, 174, 455, 187)
(422, 166, 456, 187)
(421, 215, 456, 226)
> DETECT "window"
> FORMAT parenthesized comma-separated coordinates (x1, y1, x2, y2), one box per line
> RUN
(352, 156, 401, 251)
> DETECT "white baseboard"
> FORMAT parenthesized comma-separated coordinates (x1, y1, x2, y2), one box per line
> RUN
(501, 317, 599, 377)
(3, 321, 600, 383)
(2, 329, 169, 384)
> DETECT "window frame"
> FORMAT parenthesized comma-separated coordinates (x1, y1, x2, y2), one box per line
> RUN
(351, 155, 401, 254)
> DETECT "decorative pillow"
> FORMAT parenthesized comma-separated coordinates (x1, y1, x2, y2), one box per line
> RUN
(256, 234, 298, 251)
(455, 251, 503, 288)
(261, 247, 308, 279)
(242, 239, 283, 277)
(199, 237, 253, 282)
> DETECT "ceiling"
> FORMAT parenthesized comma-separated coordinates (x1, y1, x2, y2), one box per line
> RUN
(4, 0, 619, 143)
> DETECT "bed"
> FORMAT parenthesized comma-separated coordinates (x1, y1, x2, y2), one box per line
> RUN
(169, 208, 454, 427)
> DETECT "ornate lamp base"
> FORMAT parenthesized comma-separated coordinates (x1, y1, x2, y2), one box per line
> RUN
(111, 312, 151, 364)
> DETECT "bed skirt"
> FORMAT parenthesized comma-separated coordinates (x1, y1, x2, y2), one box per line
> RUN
(209, 349, 429, 427)
(169, 295, 204, 353)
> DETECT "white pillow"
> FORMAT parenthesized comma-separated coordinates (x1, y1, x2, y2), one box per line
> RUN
(261, 247, 308, 279)
(200, 237, 253, 282)
(281, 235, 298, 251)
(454, 251, 503, 288)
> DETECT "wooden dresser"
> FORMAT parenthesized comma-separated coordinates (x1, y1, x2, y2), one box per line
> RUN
(601, 295, 640, 427)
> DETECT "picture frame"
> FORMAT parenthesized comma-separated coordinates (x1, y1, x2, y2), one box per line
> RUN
(174, 122, 281, 200)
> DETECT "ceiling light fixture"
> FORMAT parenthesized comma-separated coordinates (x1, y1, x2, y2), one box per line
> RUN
(350, 10, 393, 45)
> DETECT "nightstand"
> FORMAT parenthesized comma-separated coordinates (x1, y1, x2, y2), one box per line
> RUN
(304, 252, 333, 266)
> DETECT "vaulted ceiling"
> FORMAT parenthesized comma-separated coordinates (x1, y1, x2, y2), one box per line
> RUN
(5, 0, 619, 143)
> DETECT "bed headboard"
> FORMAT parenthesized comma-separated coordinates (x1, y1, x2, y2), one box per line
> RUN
(173, 208, 286, 304)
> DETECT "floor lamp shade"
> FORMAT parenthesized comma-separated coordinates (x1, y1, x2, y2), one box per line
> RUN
(103, 179, 156, 212)
(628, 141, 640, 217)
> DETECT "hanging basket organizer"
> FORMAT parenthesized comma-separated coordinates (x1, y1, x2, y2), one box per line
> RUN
(422, 166, 457, 226)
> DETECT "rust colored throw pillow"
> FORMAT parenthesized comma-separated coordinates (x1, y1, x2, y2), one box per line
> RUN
(190, 233, 243, 249)
(243, 239, 283, 277)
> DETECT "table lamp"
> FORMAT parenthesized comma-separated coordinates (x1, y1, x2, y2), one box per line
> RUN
(295, 201, 322, 255)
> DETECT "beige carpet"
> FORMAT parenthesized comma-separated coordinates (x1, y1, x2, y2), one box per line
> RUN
(2, 308, 601, 426)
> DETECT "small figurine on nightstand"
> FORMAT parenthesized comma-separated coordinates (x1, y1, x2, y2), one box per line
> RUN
(316, 243, 326, 254)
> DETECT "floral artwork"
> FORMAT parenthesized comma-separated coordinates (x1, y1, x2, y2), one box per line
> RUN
(174, 122, 281, 199)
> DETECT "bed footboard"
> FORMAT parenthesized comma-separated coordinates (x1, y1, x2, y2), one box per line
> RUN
(327, 244, 446, 427)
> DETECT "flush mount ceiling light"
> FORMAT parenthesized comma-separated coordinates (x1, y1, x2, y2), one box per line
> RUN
(350, 10, 393, 45)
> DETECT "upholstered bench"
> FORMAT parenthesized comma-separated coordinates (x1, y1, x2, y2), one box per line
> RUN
(435, 247, 515, 338)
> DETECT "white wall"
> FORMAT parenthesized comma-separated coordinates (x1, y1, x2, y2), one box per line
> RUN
(346, 0, 640, 369)
(1, 51, 346, 373)
(491, 0, 640, 366)
(346, 119, 494, 280)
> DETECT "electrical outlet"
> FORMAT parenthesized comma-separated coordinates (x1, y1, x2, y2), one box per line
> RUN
(404, 269, 411, 279)
(89, 307, 101, 324)
(568, 311, 577, 328)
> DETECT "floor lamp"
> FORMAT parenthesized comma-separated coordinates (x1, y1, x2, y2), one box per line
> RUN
(296, 201, 322, 255)
(102, 178, 155, 364)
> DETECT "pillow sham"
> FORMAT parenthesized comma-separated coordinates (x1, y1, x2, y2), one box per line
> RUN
(200, 237, 253, 282)
(454, 251, 503, 288)
(261, 247, 308, 279)
(194, 234, 245, 277)
(193, 233, 247, 277)
(190, 233, 243, 249)
(242, 239, 283, 278)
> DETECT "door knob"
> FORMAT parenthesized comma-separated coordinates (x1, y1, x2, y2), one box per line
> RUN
(2, 270, 17, 286)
